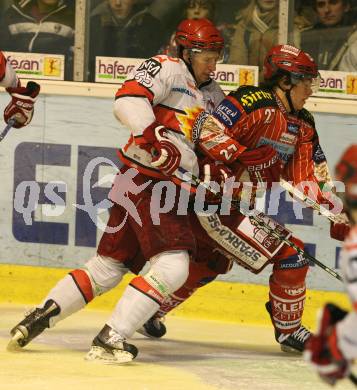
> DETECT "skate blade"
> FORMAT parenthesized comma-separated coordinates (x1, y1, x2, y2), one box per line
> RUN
(280, 345, 303, 354)
(7, 330, 25, 352)
(84, 346, 134, 365)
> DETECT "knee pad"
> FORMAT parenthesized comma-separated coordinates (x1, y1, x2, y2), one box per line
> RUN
(148, 250, 190, 294)
(273, 237, 309, 286)
(81, 254, 129, 297)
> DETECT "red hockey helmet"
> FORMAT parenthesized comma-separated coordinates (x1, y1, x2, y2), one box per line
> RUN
(175, 18, 224, 52)
(335, 145, 357, 209)
(263, 45, 320, 91)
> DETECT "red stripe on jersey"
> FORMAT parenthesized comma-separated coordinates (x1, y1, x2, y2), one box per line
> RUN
(115, 80, 154, 104)
(153, 105, 181, 131)
(0, 51, 6, 81)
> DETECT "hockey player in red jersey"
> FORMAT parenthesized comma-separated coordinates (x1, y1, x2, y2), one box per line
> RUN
(0, 51, 40, 129)
(304, 145, 357, 386)
(7, 19, 226, 362)
(145, 44, 351, 352)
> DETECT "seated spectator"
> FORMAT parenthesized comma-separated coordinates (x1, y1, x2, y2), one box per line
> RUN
(228, 0, 310, 80)
(0, 0, 75, 80)
(89, 0, 164, 63)
(300, 0, 356, 70)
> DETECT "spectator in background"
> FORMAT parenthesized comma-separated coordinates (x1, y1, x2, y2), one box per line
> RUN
(159, 0, 233, 62)
(228, 0, 279, 81)
(160, 0, 215, 57)
(0, 0, 75, 79)
(89, 0, 164, 72)
(300, 0, 356, 70)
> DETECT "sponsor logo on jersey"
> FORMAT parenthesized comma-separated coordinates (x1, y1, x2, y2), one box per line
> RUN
(287, 122, 300, 135)
(135, 58, 162, 88)
(137, 58, 161, 77)
(171, 86, 196, 98)
(191, 111, 209, 143)
(257, 137, 296, 163)
(213, 99, 241, 128)
(239, 89, 273, 108)
(312, 143, 327, 163)
(279, 132, 296, 144)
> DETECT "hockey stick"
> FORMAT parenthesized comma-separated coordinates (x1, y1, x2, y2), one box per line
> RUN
(177, 167, 344, 282)
(0, 118, 16, 142)
(280, 179, 347, 224)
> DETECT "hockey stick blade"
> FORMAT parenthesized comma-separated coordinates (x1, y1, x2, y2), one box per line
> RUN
(0, 118, 16, 142)
(176, 167, 344, 283)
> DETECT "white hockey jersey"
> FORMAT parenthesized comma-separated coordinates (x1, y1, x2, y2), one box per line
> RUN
(113, 54, 224, 180)
(337, 225, 357, 360)
(0, 51, 19, 88)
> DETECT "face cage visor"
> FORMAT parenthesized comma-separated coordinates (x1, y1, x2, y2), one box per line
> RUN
(291, 72, 321, 93)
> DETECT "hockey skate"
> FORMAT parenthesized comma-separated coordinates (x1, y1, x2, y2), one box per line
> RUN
(265, 301, 311, 353)
(7, 299, 60, 351)
(85, 324, 138, 364)
(137, 316, 166, 338)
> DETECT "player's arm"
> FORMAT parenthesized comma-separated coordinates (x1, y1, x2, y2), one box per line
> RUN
(197, 94, 281, 186)
(114, 56, 184, 176)
(0, 51, 19, 88)
(284, 121, 349, 241)
(1, 51, 40, 129)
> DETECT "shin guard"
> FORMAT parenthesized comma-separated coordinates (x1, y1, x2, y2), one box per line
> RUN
(269, 238, 309, 334)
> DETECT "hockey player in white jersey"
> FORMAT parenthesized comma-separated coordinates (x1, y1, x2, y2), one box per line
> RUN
(304, 145, 357, 385)
(0, 51, 40, 129)
(7, 19, 225, 363)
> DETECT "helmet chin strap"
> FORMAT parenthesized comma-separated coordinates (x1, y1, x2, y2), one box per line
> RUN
(277, 82, 296, 114)
(285, 88, 296, 114)
(184, 51, 198, 84)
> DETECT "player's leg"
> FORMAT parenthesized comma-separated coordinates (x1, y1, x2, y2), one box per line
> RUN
(86, 187, 196, 363)
(138, 247, 232, 338)
(267, 236, 311, 353)
(8, 204, 142, 350)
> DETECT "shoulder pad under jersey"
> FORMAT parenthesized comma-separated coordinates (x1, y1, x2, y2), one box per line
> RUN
(298, 108, 315, 128)
(228, 85, 276, 113)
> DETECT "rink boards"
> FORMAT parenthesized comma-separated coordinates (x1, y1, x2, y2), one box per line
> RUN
(0, 91, 356, 300)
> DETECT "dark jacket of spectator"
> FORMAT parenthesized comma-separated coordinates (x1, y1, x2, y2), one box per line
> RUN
(89, 1, 164, 60)
(0, 0, 74, 56)
(301, 20, 356, 70)
(0, 0, 74, 79)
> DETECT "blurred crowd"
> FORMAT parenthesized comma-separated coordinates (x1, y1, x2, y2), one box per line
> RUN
(1, 0, 357, 81)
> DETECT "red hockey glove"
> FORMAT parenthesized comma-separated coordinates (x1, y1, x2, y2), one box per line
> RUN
(304, 303, 351, 386)
(4, 81, 40, 128)
(237, 145, 282, 188)
(330, 220, 351, 241)
(199, 158, 234, 202)
(141, 123, 181, 176)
